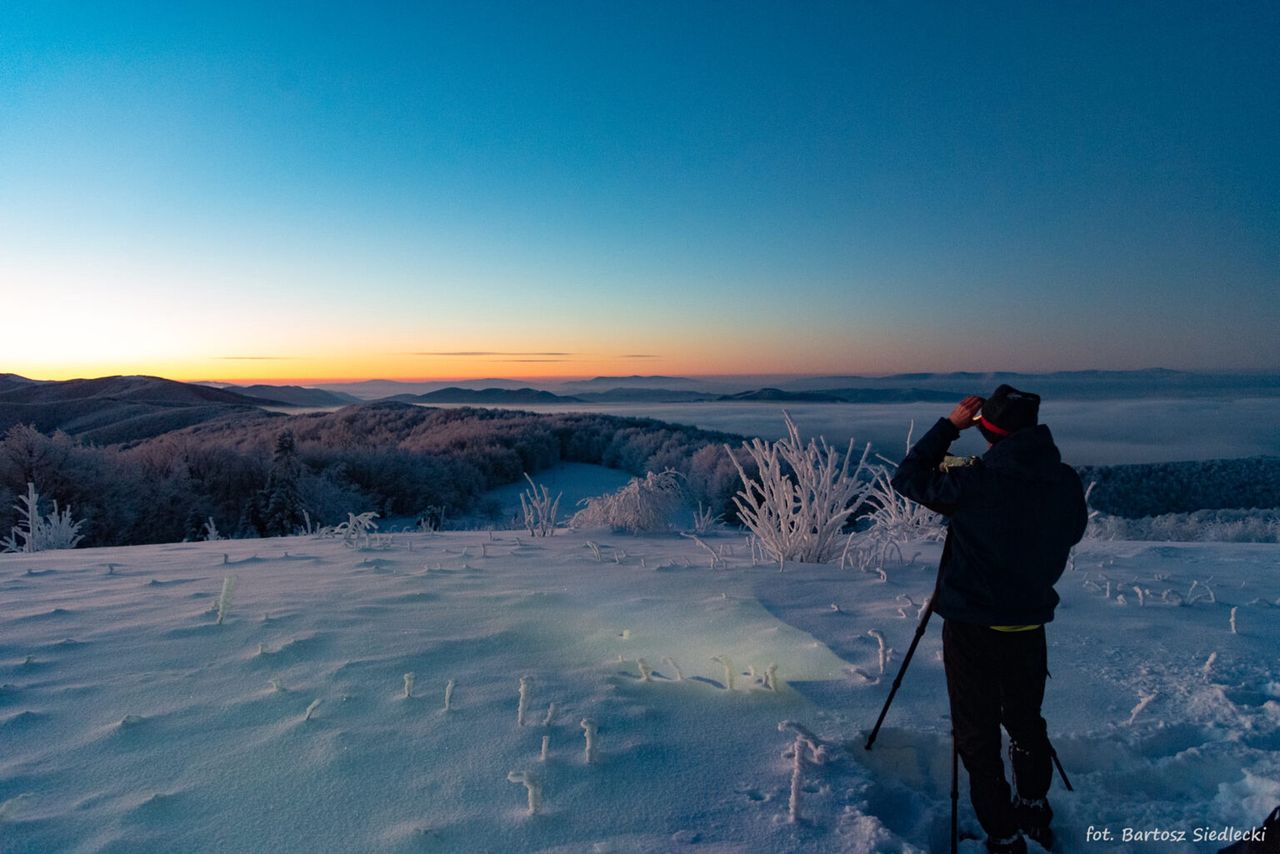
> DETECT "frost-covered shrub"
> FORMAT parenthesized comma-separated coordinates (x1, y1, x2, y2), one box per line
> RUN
(570, 469, 684, 534)
(519, 474, 560, 537)
(2, 482, 84, 553)
(860, 459, 944, 545)
(417, 504, 446, 532)
(201, 516, 223, 542)
(320, 511, 380, 547)
(1088, 508, 1280, 543)
(726, 414, 872, 564)
(690, 502, 722, 535)
(837, 427, 946, 570)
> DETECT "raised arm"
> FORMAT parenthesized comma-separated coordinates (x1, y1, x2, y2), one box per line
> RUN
(890, 396, 983, 516)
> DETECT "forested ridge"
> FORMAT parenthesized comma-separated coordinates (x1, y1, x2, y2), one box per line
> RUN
(0, 403, 752, 547)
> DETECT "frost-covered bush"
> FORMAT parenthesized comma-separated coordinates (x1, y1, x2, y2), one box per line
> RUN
(201, 516, 223, 542)
(1, 482, 84, 553)
(690, 502, 722, 535)
(329, 511, 380, 548)
(570, 469, 684, 534)
(1089, 508, 1280, 543)
(860, 460, 944, 545)
(725, 414, 872, 564)
(519, 474, 560, 537)
(836, 426, 946, 570)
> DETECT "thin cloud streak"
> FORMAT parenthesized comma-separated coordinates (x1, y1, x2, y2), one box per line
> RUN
(409, 351, 576, 357)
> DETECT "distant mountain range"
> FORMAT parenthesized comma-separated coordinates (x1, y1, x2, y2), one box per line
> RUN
(387, 387, 582, 405)
(558, 375, 709, 393)
(716, 387, 958, 403)
(384, 384, 999, 405)
(575, 388, 716, 403)
(209, 384, 359, 406)
(777, 369, 1280, 399)
(0, 375, 282, 444)
(314, 378, 539, 399)
(4, 370, 1277, 446)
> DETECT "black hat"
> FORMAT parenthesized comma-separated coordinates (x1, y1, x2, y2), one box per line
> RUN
(978, 384, 1040, 443)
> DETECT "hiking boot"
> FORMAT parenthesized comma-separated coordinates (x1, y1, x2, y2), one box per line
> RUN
(1013, 797, 1054, 849)
(986, 832, 1028, 854)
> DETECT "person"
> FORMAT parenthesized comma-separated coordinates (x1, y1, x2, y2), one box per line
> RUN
(891, 384, 1088, 854)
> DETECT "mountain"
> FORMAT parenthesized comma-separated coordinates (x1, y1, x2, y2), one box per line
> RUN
(388, 387, 583, 405)
(715, 387, 958, 403)
(230, 385, 358, 406)
(779, 370, 1280, 399)
(716, 388, 848, 403)
(0, 375, 282, 407)
(573, 388, 718, 403)
(315, 378, 536, 399)
(0, 375, 282, 444)
(0, 373, 42, 395)
(559, 375, 703, 392)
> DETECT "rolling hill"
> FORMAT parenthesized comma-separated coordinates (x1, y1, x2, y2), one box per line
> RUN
(0, 375, 283, 444)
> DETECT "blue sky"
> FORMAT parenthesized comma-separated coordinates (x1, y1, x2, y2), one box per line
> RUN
(2, 1, 1277, 380)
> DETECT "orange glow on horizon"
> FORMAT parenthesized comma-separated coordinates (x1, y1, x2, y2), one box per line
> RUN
(4, 328, 1072, 384)
(6, 342, 923, 385)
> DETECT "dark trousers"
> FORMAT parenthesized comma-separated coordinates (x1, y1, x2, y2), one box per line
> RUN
(943, 620, 1053, 839)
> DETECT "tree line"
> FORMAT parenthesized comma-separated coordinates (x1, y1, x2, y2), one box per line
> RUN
(0, 403, 754, 547)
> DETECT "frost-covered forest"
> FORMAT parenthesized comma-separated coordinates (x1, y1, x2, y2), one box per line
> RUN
(0, 405, 753, 547)
(2, 403, 1277, 549)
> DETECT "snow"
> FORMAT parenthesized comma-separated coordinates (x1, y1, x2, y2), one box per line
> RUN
(1, 532, 1277, 852)
(478, 463, 636, 528)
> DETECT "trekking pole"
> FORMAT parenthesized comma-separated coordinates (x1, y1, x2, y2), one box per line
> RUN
(1050, 746, 1073, 791)
(864, 594, 936, 750)
(866, 541, 950, 751)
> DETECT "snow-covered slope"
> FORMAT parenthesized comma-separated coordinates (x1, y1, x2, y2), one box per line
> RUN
(2, 533, 1277, 852)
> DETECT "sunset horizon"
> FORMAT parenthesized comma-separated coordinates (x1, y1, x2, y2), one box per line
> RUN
(10, 363, 1276, 389)
(4, 3, 1276, 382)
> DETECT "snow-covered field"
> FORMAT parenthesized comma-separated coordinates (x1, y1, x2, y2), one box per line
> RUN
(2, 532, 1277, 853)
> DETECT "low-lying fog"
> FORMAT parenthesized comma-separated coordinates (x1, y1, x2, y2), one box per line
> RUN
(410, 398, 1280, 466)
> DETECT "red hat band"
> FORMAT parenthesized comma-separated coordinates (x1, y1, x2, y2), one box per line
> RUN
(979, 416, 1012, 437)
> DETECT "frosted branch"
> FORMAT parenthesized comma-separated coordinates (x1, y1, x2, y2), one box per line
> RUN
(507, 771, 541, 815)
(1127, 692, 1156, 725)
(725, 413, 873, 565)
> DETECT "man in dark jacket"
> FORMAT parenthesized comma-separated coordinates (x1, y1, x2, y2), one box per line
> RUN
(891, 384, 1088, 854)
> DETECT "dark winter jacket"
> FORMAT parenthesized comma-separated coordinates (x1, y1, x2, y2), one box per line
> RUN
(891, 418, 1088, 626)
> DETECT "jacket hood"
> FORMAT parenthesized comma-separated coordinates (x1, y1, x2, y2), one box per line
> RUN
(982, 424, 1062, 472)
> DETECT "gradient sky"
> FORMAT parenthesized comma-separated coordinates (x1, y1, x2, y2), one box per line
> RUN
(2, 1, 1277, 382)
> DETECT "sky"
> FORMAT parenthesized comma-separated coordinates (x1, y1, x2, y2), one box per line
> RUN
(2, 1, 1277, 383)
